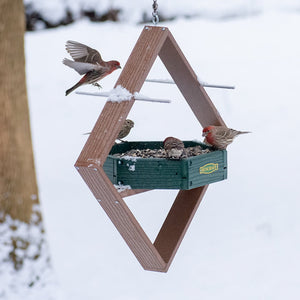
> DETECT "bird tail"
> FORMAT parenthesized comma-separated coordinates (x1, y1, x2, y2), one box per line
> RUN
(238, 130, 251, 135)
(65, 81, 82, 96)
(65, 76, 87, 96)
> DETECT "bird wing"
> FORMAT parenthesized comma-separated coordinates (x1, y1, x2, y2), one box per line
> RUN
(65, 40, 103, 64)
(63, 58, 104, 75)
(215, 128, 235, 144)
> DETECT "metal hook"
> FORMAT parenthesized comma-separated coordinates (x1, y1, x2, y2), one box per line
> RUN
(152, 13, 159, 25)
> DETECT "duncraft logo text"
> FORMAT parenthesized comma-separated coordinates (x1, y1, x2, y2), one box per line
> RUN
(199, 163, 218, 174)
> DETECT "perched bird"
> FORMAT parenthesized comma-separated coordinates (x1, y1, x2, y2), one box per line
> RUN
(63, 40, 121, 96)
(117, 119, 134, 141)
(83, 119, 134, 141)
(202, 125, 250, 150)
(163, 137, 185, 159)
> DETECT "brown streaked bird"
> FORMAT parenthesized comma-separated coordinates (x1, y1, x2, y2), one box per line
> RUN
(117, 119, 134, 141)
(202, 125, 250, 150)
(163, 136, 185, 159)
(83, 119, 134, 141)
(63, 40, 121, 96)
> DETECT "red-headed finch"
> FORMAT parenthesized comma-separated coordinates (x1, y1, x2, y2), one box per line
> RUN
(202, 125, 250, 150)
(63, 40, 121, 96)
(163, 137, 185, 159)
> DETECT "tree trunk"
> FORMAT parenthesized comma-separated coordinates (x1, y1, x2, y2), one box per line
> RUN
(0, 1, 53, 296)
(0, 0, 38, 222)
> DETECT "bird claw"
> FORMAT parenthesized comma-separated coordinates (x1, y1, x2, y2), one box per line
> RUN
(93, 83, 102, 89)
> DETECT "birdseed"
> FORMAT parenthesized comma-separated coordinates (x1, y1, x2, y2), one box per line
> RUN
(113, 146, 211, 159)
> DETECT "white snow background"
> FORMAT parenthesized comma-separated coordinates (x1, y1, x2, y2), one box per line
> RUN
(22, 4, 300, 300)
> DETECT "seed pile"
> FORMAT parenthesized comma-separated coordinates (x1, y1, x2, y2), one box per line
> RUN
(113, 146, 211, 159)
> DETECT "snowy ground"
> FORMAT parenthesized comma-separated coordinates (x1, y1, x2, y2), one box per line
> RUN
(24, 0, 300, 25)
(22, 10, 300, 300)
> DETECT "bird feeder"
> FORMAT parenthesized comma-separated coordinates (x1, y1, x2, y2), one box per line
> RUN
(75, 26, 227, 272)
(103, 141, 227, 190)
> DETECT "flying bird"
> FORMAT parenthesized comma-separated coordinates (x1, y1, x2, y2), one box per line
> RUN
(202, 125, 250, 150)
(63, 40, 121, 96)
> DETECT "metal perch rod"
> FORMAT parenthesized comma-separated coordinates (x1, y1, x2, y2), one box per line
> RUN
(75, 91, 171, 103)
(145, 78, 235, 89)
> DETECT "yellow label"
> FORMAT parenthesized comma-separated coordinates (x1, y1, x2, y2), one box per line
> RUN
(199, 163, 218, 174)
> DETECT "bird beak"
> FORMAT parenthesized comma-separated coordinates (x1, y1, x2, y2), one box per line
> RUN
(117, 65, 122, 69)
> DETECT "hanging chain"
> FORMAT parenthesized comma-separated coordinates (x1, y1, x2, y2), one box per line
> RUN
(152, 0, 159, 25)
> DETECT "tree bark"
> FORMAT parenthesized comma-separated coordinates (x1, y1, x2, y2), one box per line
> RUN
(0, 3, 54, 297)
(0, 0, 39, 222)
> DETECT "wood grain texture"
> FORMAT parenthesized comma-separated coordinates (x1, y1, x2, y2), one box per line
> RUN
(0, 0, 39, 222)
(76, 166, 166, 271)
(76, 26, 169, 167)
(75, 26, 226, 272)
(154, 186, 208, 268)
(159, 32, 226, 128)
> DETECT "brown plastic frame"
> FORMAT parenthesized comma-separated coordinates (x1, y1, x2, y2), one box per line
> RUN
(75, 26, 226, 272)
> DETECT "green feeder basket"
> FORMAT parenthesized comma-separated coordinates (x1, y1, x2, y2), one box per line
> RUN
(103, 141, 227, 190)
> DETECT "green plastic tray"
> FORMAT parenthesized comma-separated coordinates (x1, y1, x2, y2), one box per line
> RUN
(103, 141, 227, 190)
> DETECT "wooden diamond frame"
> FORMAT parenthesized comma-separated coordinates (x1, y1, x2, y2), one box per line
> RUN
(75, 26, 226, 272)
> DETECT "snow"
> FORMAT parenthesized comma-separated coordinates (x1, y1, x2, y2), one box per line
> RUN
(76, 86, 133, 103)
(121, 156, 138, 162)
(25, 0, 67, 25)
(76, 90, 171, 103)
(107, 85, 132, 102)
(6, 6, 300, 300)
(0, 210, 63, 300)
(24, 0, 300, 24)
(78, 85, 171, 104)
(128, 165, 136, 172)
(86, 158, 101, 167)
(114, 184, 132, 193)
